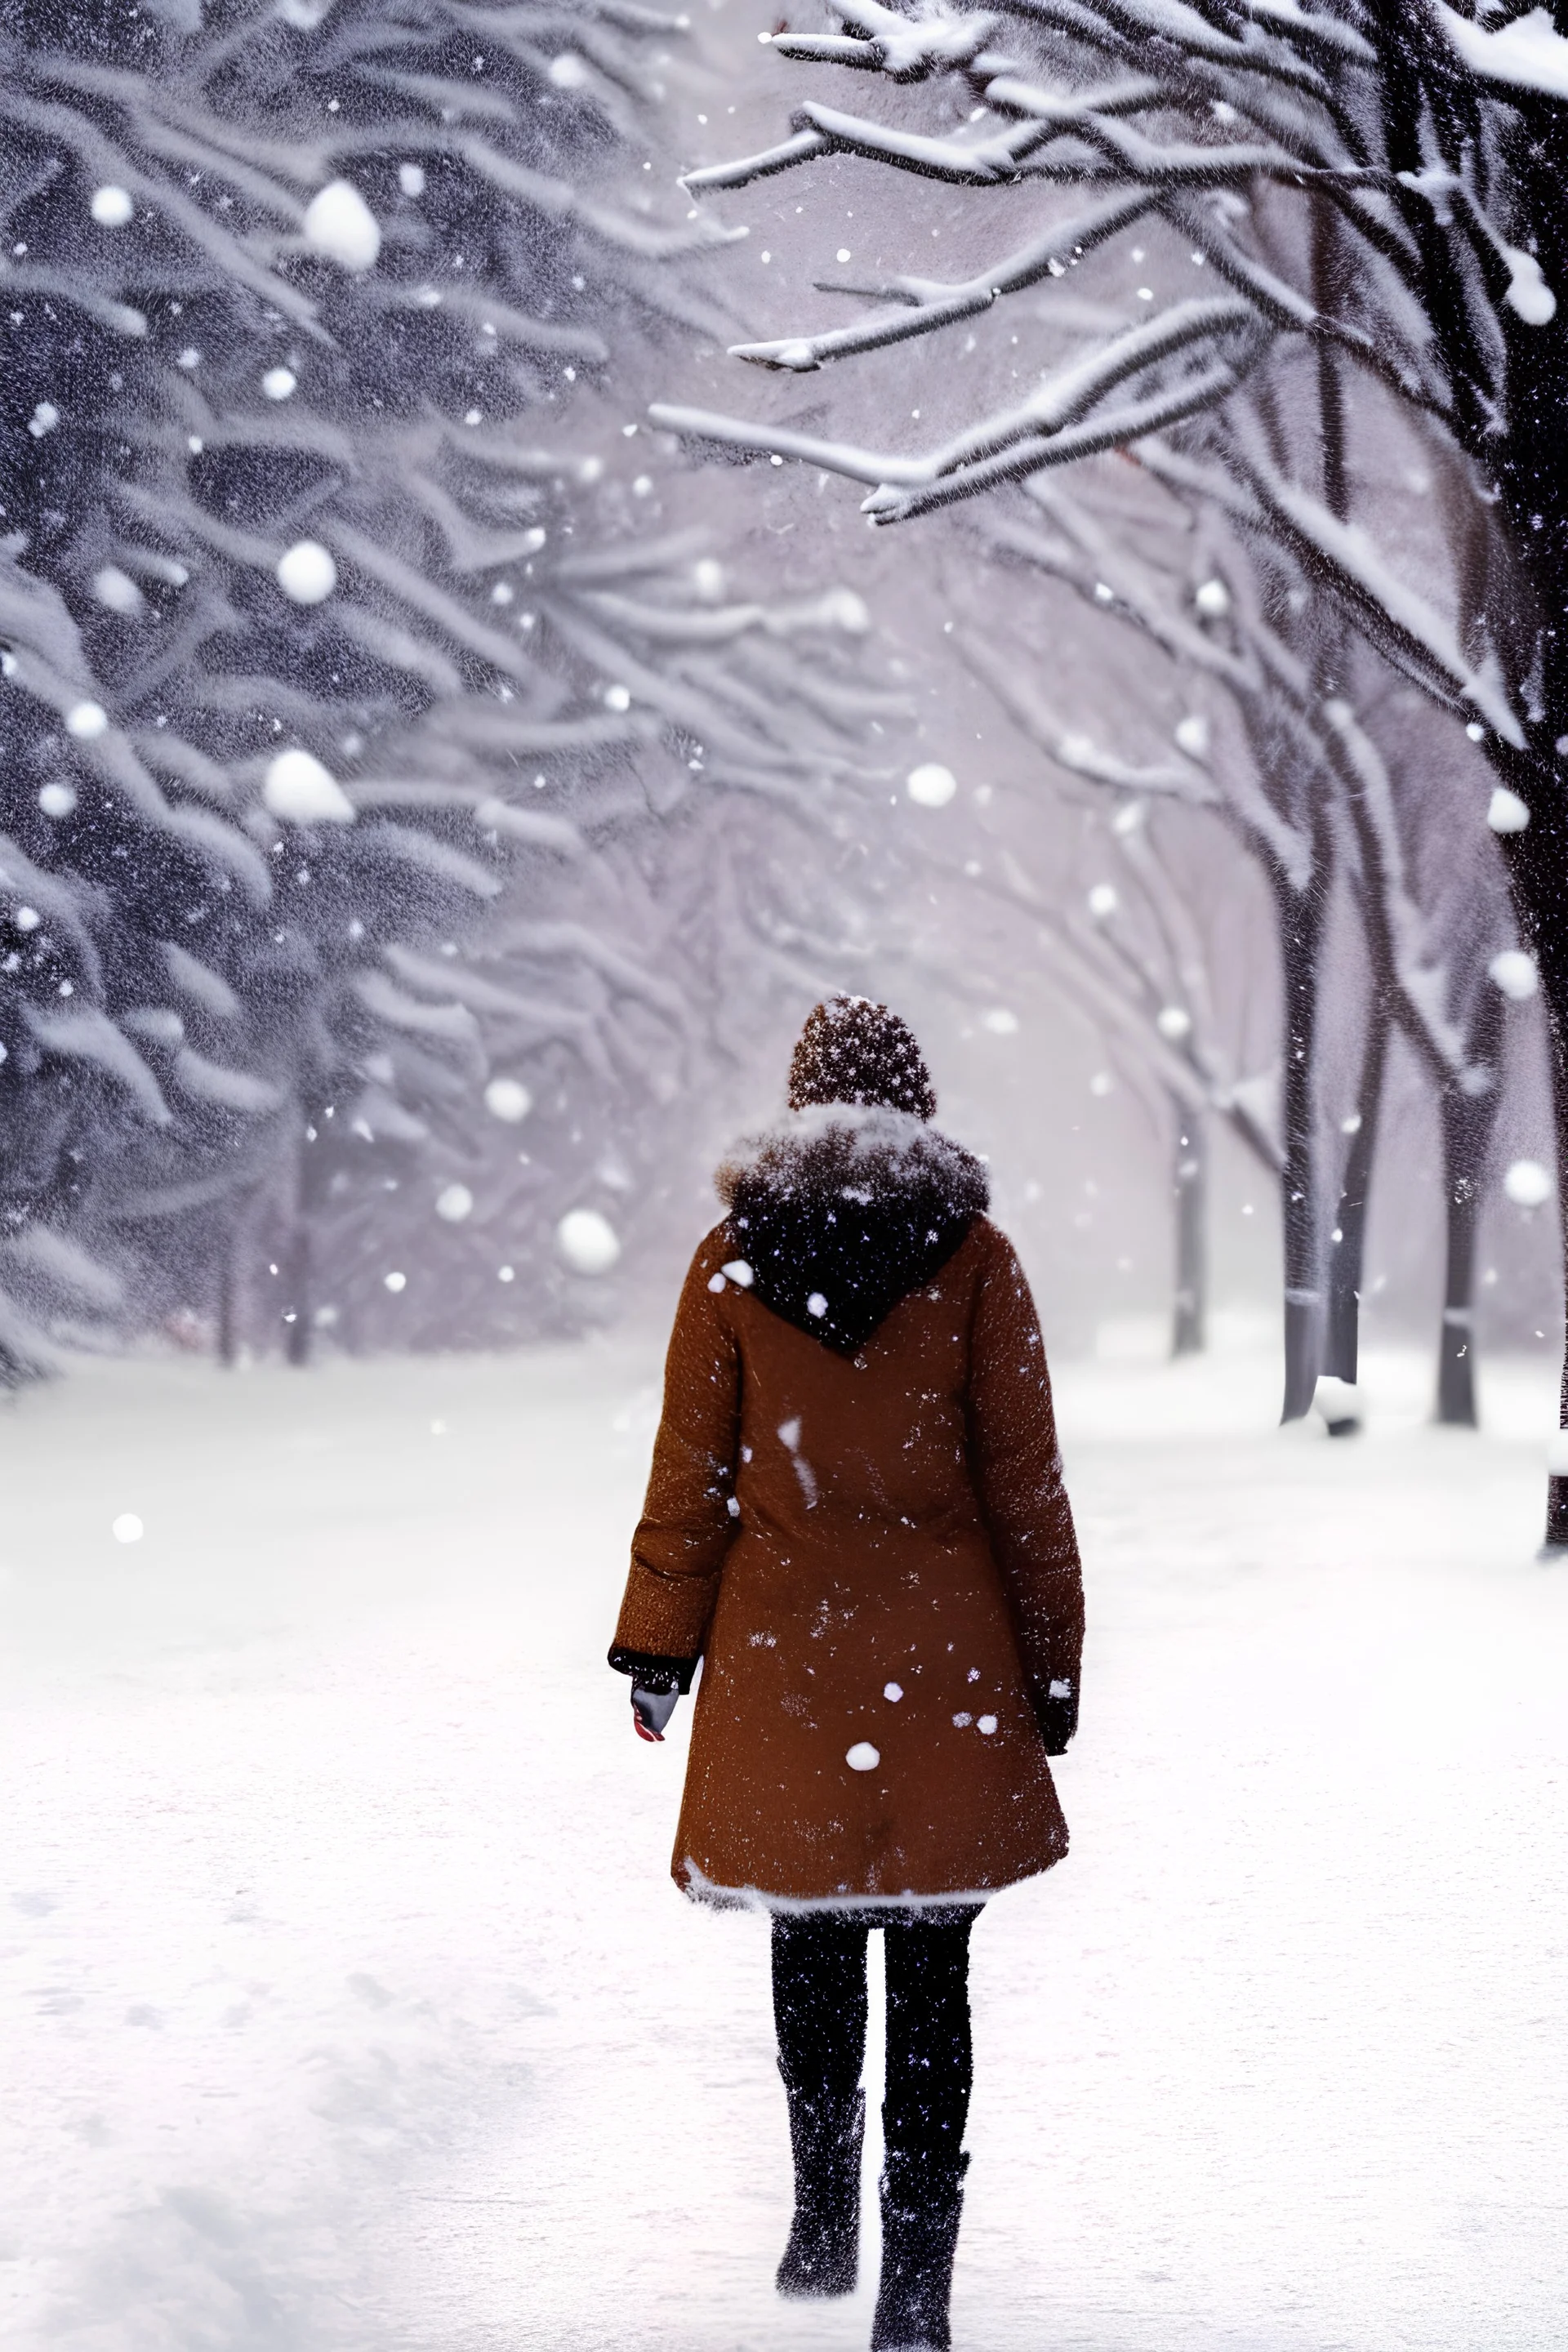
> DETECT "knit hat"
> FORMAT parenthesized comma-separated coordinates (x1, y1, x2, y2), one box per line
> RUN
(786, 995, 936, 1121)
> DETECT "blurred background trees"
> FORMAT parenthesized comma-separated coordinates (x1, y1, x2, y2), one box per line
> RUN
(0, 0, 890, 1371)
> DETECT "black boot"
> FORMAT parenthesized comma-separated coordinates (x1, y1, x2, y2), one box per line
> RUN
(870, 2148, 969, 2351)
(775, 2074, 864, 2298)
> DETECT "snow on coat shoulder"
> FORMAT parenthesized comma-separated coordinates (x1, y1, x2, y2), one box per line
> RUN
(715, 1099, 986, 1207)
(713, 1104, 989, 1356)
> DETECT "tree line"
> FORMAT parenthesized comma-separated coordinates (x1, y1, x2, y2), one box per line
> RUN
(653, 0, 1568, 1515)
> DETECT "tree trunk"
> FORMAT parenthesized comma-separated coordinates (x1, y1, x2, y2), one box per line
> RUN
(1434, 992, 1505, 1429)
(1324, 989, 1390, 1385)
(1486, 804, 1567, 1526)
(1306, 229, 1354, 1403)
(283, 1223, 312, 1366)
(1274, 847, 1330, 1421)
(217, 1215, 244, 1367)
(282, 1114, 315, 1369)
(1171, 1098, 1206, 1358)
(1434, 1120, 1481, 1429)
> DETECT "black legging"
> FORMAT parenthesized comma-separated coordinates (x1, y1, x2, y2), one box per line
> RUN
(771, 1907, 980, 2163)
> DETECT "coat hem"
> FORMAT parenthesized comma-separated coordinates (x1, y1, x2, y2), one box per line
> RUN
(676, 1860, 1058, 1914)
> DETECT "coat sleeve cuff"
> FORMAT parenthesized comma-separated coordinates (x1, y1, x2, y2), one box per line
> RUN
(1031, 1681, 1079, 1756)
(608, 1644, 699, 1695)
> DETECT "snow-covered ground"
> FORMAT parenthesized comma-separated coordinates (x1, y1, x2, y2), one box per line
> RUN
(3, 1337, 1567, 2352)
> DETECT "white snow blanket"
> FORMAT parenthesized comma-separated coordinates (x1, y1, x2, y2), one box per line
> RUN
(2, 1340, 1566, 2350)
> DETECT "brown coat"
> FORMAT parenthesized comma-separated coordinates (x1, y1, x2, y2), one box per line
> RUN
(613, 1144, 1084, 1906)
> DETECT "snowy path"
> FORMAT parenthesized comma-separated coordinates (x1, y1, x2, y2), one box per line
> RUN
(3, 1341, 1566, 2352)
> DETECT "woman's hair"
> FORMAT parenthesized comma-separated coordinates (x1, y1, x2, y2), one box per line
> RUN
(786, 995, 937, 1120)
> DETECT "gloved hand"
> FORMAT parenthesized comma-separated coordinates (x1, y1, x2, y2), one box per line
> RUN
(608, 1645, 695, 1738)
(1033, 1677, 1078, 1757)
(631, 1685, 680, 1742)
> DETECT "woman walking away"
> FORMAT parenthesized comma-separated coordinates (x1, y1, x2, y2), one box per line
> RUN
(609, 996, 1084, 2352)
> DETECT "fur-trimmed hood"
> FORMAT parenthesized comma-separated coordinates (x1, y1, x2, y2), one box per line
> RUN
(715, 1103, 989, 1355)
